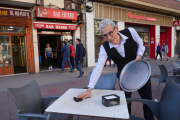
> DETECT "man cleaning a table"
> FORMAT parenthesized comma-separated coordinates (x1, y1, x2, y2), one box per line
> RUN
(77, 19, 154, 120)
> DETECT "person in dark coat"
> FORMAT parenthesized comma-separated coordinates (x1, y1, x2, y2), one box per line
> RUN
(60, 41, 73, 73)
(75, 38, 84, 78)
(155, 43, 162, 61)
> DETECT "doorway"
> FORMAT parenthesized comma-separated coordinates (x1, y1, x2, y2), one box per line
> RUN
(11, 36, 27, 74)
(39, 35, 62, 71)
(138, 32, 150, 57)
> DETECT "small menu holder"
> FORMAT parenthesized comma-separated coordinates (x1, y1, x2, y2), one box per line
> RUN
(102, 94, 120, 107)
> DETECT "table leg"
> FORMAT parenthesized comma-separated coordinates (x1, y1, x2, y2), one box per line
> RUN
(66, 115, 73, 120)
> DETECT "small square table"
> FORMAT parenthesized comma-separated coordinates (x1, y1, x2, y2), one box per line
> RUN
(45, 88, 129, 120)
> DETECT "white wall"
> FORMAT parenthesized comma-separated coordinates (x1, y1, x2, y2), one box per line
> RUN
(44, 0, 64, 9)
(155, 26, 160, 59)
(86, 1, 96, 67)
(118, 22, 125, 31)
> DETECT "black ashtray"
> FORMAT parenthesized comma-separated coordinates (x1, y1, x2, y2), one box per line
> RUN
(102, 94, 120, 107)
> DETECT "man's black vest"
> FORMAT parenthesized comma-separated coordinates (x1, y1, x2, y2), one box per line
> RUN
(103, 28, 137, 72)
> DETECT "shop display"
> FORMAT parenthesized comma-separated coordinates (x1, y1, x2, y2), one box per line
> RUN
(0, 36, 11, 67)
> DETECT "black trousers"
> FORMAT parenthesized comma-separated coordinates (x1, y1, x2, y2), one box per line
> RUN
(70, 56, 75, 69)
(117, 72, 155, 120)
(47, 57, 52, 67)
(155, 52, 162, 60)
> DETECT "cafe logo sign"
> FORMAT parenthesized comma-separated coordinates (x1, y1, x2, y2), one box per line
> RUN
(127, 12, 157, 22)
(173, 20, 180, 27)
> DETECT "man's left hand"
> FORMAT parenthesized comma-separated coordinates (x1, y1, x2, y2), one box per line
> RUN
(79, 61, 81, 63)
(135, 55, 141, 62)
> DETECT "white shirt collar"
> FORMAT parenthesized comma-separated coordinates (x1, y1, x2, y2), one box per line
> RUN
(109, 32, 129, 49)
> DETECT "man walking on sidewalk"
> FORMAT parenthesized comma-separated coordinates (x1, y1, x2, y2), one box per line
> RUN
(60, 41, 73, 73)
(75, 38, 84, 78)
(69, 42, 75, 70)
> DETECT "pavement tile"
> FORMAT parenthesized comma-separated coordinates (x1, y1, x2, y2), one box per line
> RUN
(0, 102, 9, 111)
(10, 114, 18, 120)
(9, 107, 18, 115)
(0, 96, 8, 104)
(45, 88, 63, 94)
(0, 110, 10, 120)
(68, 80, 81, 85)
(0, 92, 7, 97)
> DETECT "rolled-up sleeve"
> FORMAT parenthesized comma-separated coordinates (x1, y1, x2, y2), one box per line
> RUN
(128, 28, 145, 56)
(88, 45, 108, 88)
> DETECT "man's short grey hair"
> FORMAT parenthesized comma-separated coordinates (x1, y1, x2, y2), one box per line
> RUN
(99, 19, 116, 32)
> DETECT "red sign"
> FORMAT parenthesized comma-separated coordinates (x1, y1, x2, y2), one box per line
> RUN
(173, 20, 180, 27)
(36, 7, 78, 20)
(0, 8, 30, 17)
(34, 22, 77, 30)
(127, 12, 157, 22)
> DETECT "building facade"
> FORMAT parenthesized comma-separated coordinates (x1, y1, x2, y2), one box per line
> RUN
(85, 1, 179, 67)
(0, 1, 35, 75)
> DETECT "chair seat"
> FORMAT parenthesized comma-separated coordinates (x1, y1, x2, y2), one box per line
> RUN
(129, 116, 146, 120)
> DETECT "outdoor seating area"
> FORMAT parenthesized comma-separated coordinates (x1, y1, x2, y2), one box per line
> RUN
(5, 60, 180, 120)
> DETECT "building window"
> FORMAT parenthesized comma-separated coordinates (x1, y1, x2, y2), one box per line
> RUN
(0, 26, 25, 33)
(94, 20, 116, 62)
(0, 36, 12, 67)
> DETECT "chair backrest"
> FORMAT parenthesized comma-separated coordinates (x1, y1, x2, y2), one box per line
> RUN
(89, 71, 116, 90)
(172, 60, 180, 70)
(158, 65, 168, 82)
(160, 80, 180, 120)
(6, 80, 42, 114)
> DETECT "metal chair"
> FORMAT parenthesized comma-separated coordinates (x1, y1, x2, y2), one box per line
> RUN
(89, 71, 117, 90)
(172, 60, 180, 75)
(127, 80, 180, 120)
(6, 80, 60, 120)
(156, 64, 180, 96)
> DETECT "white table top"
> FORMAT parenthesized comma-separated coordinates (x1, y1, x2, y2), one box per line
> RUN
(45, 88, 129, 119)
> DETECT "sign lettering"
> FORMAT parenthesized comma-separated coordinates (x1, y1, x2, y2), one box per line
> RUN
(0, 8, 30, 18)
(34, 22, 77, 30)
(127, 12, 157, 22)
(36, 7, 77, 20)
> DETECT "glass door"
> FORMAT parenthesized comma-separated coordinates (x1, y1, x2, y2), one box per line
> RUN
(138, 32, 150, 57)
(12, 36, 27, 74)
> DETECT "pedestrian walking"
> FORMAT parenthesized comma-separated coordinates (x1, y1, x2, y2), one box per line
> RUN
(104, 56, 111, 67)
(60, 41, 73, 73)
(69, 42, 75, 70)
(161, 42, 169, 61)
(155, 43, 162, 61)
(77, 19, 154, 120)
(45, 43, 53, 70)
(75, 38, 84, 78)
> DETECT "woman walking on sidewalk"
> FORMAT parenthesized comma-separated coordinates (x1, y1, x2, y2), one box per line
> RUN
(155, 43, 162, 61)
(161, 42, 169, 61)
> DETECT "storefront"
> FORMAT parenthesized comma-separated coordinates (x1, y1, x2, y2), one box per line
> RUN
(33, 7, 79, 72)
(0, 7, 34, 75)
(174, 20, 180, 55)
(86, 2, 175, 67)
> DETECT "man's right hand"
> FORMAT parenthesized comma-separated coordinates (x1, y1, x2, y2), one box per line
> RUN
(77, 87, 93, 99)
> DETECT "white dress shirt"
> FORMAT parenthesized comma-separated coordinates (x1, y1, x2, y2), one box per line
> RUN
(88, 27, 145, 88)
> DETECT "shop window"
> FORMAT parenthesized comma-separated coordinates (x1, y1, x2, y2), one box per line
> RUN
(0, 36, 12, 67)
(94, 20, 116, 62)
(0, 26, 25, 33)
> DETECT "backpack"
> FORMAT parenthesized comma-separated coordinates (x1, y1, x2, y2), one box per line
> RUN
(83, 47, 86, 57)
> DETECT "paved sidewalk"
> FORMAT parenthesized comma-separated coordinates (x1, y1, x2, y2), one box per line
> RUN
(0, 57, 177, 120)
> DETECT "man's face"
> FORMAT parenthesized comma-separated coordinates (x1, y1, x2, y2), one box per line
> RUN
(76, 40, 79, 45)
(101, 25, 119, 44)
(163, 43, 165, 45)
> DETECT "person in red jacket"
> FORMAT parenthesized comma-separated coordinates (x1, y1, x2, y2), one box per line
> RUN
(69, 42, 75, 70)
